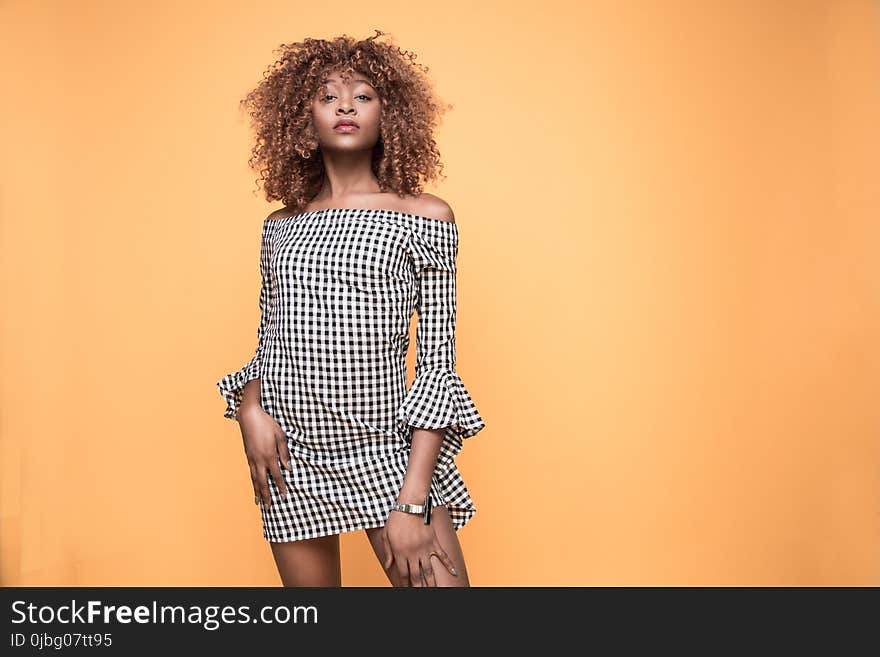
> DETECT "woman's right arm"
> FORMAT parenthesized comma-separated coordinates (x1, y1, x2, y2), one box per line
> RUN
(216, 219, 273, 420)
(216, 218, 290, 506)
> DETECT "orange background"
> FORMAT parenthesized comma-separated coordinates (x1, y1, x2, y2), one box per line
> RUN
(2, 1, 878, 586)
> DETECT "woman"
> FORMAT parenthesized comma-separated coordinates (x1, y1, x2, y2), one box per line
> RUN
(216, 30, 486, 587)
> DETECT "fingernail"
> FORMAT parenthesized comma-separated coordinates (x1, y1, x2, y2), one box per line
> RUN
(451, 568, 457, 576)
(254, 496, 259, 505)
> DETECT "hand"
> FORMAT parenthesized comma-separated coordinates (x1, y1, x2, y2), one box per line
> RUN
(382, 509, 458, 586)
(238, 404, 290, 508)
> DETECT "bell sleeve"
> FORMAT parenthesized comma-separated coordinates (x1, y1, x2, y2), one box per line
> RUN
(216, 219, 273, 420)
(397, 219, 485, 472)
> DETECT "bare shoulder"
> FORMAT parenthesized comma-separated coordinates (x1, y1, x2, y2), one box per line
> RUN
(406, 193, 455, 223)
(265, 206, 302, 221)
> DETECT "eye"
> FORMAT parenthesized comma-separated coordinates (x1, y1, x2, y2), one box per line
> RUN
(320, 93, 372, 102)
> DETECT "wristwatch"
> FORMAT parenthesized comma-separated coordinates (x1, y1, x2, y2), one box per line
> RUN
(391, 492, 433, 525)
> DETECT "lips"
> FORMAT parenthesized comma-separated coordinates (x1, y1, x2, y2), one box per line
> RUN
(333, 124, 359, 132)
(334, 119, 359, 128)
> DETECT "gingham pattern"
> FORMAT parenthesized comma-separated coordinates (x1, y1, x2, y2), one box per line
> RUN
(216, 208, 485, 542)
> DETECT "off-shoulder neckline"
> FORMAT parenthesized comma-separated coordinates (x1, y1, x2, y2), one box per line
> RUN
(266, 207, 458, 228)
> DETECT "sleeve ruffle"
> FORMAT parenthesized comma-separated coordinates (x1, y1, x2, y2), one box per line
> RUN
(396, 368, 486, 476)
(397, 368, 485, 439)
(217, 357, 261, 420)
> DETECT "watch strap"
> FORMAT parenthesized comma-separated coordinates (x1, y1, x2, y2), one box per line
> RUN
(391, 492, 432, 525)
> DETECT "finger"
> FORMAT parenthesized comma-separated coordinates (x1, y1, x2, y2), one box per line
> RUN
(434, 543, 458, 577)
(409, 558, 423, 588)
(248, 463, 261, 505)
(381, 530, 394, 571)
(397, 560, 410, 587)
(422, 555, 437, 587)
(256, 465, 271, 508)
(268, 461, 289, 500)
(276, 433, 291, 471)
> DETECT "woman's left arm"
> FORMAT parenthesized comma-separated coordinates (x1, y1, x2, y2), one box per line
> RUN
(385, 206, 485, 586)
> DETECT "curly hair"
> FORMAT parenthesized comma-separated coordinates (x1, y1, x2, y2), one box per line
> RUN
(239, 29, 453, 211)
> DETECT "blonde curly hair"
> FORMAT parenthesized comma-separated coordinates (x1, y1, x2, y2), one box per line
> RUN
(239, 29, 453, 211)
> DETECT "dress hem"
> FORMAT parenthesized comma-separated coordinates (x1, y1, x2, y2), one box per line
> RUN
(262, 505, 477, 544)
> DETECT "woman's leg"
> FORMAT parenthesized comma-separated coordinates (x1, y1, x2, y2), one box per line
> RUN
(269, 533, 342, 587)
(365, 506, 470, 587)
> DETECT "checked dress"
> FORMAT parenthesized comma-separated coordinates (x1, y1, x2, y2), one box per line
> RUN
(216, 207, 485, 542)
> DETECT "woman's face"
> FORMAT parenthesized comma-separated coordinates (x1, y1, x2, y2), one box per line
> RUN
(311, 69, 381, 153)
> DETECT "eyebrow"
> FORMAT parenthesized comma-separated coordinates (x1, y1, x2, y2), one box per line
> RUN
(321, 78, 372, 86)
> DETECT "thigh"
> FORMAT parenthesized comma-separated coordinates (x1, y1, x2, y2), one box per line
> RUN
(269, 533, 342, 587)
(365, 506, 470, 587)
